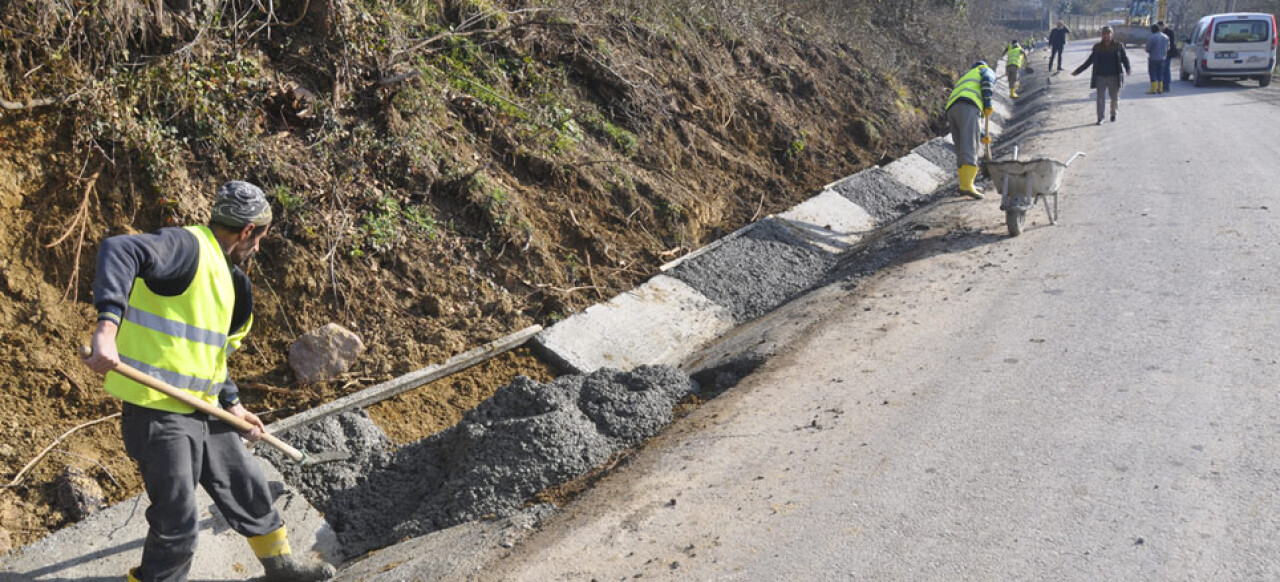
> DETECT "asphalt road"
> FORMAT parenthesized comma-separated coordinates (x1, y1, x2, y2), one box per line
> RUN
(454, 40, 1280, 581)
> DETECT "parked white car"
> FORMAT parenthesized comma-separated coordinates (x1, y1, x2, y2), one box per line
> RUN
(1181, 12, 1277, 87)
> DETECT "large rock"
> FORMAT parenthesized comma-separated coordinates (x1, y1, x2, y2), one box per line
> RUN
(0, 526, 10, 553)
(289, 323, 366, 384)
(55, 466, 104, 522)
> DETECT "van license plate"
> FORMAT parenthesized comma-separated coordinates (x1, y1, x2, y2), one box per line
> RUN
(1216, 51, 1238, 59)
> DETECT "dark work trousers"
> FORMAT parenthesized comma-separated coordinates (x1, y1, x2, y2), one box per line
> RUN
(946, 101, 982, 168)
(1049, 45, 1065, 70)
(122, 402, 282, 582)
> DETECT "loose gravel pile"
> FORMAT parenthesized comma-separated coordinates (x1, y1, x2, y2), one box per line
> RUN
(912, 140, 957, 170)
(669, 218, 837, 323)
(828, 167, 926, 224)
(266, 365, 693, 558)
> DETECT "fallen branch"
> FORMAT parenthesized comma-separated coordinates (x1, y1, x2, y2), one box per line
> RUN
(0, 96, 59, 110)
(390, 9, 560, 63)
(45, 163, 103, 302)
(49, 449, 121, 489)
(241, 382, 305, 396)
(4, 413, 122, 489)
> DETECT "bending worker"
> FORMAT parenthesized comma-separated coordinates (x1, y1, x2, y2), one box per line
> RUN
(1006, 40, 1025, 98)
(82, 182, 335, 582)
(945, 61, 996, 199)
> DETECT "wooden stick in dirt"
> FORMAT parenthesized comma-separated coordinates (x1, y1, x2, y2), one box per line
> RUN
(4, 413, 120, 489)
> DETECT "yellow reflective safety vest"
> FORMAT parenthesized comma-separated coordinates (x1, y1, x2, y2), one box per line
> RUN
(104, 225, 249, 413)
(946, 66, 988, 112)
(1006, 45, 1024, 67)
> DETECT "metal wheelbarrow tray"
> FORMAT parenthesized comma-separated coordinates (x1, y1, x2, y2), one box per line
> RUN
(983, 152, 1084, 236)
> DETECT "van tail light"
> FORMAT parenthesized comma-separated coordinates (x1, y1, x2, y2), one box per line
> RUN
(1272, 15, 1277, 49)
(1205, 18, 1214, 51)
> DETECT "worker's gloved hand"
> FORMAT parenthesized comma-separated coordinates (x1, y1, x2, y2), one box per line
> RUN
(981, 136, 992, 145)
(983, 107, 994, 117)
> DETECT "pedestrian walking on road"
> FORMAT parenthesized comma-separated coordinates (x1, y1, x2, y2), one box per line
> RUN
(945, 61, 996, 199)
(1049, 20, 1070, 71)
(1006, 40, 1025, 98)
(1160, 22, 1178, 93)
(1072, 26, 1131, 124)
(1145, 24, 1170, 94)
(82, 182, 335, 582)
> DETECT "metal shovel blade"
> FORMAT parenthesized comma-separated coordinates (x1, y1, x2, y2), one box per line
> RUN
(297, 450, 352, 467)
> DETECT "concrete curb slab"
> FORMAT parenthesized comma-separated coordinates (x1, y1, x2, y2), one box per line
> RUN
(774, 190, 877, 253)
(531, 275, 735, 374)
(0, 461, 335, 579)
(883, 152, 951, 196)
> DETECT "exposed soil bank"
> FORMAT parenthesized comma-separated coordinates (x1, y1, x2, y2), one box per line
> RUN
(268, 365, 692, 559)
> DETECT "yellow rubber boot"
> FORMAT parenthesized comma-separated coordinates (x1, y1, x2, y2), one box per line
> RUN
(1158, 81, 1165, 94)
(127, 568, 143, 582)
(958, 165, 984, 199)
(249, 526, 336, 582)
(1147, 81, 1157, 94)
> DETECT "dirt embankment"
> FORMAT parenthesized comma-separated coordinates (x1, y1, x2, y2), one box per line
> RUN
(0, 0, 1005, 549)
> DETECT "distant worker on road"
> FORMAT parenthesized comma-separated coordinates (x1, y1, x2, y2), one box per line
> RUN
(1145, 24, 1170, 94)
(1072, 26, 1132, 124)
(945, 61, 996, 199)
(1159, 22, 1178, 93)
(82, 182, 335, 582)
(1049, 21, 1072, 71)
(1006, 40, 1025, 98)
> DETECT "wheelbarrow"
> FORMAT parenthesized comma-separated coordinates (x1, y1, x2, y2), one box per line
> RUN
(983, 150, 1085, 236)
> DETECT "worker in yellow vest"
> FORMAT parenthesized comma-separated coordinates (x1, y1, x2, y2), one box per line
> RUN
(1006, 40, 1025, 98)
(83, 182, 334, 582)
(945, 61, 997, 199)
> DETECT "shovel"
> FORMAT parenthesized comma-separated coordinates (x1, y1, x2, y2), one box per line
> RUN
(80, 346, 349, 466)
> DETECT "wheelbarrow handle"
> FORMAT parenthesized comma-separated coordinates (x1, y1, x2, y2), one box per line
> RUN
(1064, 152, 1086, 167)
(79, 346, 307, 464)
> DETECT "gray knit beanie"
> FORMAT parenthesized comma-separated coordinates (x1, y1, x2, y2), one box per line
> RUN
(210, 181, 273, 228)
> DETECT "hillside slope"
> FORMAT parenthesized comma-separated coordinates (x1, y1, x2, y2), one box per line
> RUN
(0, 0, 1004, 549)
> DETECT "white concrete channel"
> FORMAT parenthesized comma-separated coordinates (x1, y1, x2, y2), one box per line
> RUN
(0, 60, 1017, 580)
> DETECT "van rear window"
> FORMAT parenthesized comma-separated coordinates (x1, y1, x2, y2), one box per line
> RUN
(1213, 20, 1271, 43)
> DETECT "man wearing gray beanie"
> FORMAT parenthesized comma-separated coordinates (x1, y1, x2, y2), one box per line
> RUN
(82, 181, 334, 582)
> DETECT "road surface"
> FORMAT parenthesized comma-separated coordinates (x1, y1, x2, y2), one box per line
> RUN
(392, 39, 1280, 581)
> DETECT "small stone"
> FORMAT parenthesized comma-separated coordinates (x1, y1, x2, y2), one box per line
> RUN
(289, 323, 366, 384)
(55, 465, 104, 522)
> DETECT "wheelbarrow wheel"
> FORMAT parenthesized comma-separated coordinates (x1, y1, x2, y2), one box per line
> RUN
(1006, 208, 1026, 236)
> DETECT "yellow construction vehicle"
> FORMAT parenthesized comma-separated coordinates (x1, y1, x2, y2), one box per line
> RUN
(1114, 0, 1170, 46)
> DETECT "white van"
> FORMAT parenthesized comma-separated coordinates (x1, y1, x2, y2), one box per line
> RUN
(1181, 12, 1277, 87)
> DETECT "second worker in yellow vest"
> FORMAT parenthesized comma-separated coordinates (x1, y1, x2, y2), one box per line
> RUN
(1006, 40, 1025, 98)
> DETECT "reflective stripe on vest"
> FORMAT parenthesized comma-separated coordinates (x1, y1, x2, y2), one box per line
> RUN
(1007, 46, 1024, 67)
(104, 225, 236, 413)
(946, 66, 987, 111)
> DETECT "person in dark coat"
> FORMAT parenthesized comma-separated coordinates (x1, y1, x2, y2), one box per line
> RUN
(1072, 26, 1131, 124)
(1159, 22, 1178, 93)
(1048, 20, 1071, 71)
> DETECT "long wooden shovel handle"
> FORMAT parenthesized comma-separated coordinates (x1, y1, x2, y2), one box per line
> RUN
(80, 346, 305, 463)
(984, 115, 993, 161)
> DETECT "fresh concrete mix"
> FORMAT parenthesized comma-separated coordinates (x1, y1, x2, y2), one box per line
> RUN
(913, 139, 958, 171)
(265, 365, 693, 559)
(668, 217, 837, 323)
(827, 167, 931, 224)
